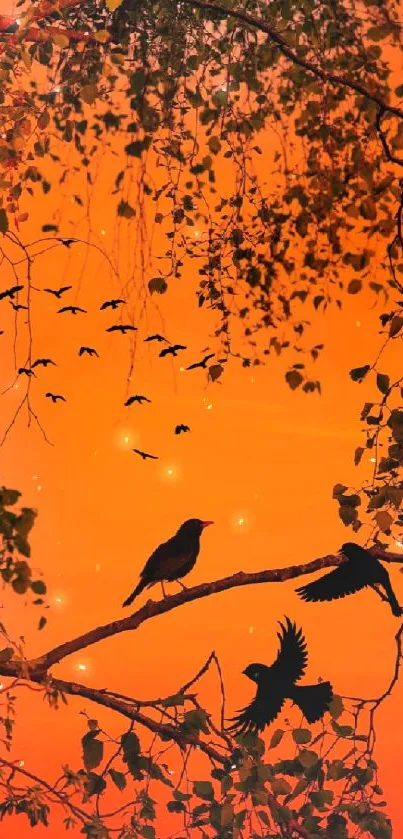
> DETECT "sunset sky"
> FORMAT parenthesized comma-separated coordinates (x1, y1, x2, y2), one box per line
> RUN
(1, 2, 403, 836)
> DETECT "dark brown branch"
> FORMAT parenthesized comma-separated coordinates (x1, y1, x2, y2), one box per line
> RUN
(376, 109, 403, 167)
(50, 677, 227, 766)
(0, 757, 89, 823)
(1, 549, 401, 677)
(182, 0, 403, 121)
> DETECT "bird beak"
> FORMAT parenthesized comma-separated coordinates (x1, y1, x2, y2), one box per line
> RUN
(201, 520, 214, 528)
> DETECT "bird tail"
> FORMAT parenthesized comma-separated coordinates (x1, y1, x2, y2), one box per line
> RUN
(122, 578, 147, 608)
(289, 682, 333, 723)
(382, 579, 403, 617)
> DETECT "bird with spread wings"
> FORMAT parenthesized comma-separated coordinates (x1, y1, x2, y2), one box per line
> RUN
(228, 618, 333, 735)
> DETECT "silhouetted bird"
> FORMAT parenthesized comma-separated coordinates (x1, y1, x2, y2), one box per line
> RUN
(296, 542, 402, 617)
(31, 358, 56, 369)
(125, 395, 151, 406)
(228, 618, 333, 735)
(144, 334, 169, 343)
(57, 306, 87, 315)
(10, 302, 28, 311)
(100, 299, 125, 310)
(44, 286, 72, 298)
(186, 353, 215, 371)
(79, 346, 99, 357)
(106, 324, 137, 334)
(175, 424, 190, 434)
(59, 238, 77, 247)
(18, 367, 35, 377)
(122, 518, 214, 606)
(0, 285, 24, 301)
(159, 344, 187, 358)
(45, 392, 66, 403)
(132, 448, 158, 460)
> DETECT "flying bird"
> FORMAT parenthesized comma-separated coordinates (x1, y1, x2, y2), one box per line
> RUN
(144, 334, 169, 343)
(125, 395, 151, 406)
(0, 285, 24, 301)
(10, 302, 28, 311)
(122, 518, 214, 607)
(159, 344, 187, 358)
(186, 353, 215, 371)
(228, 618, 333, 735)
(18, 367, 35, 377)
(31, 358, 56, 369)
(296, 542, 402, 617)
(100, 299, 125, 311)
(106, 324, 137, 334)
(175, 424, 190, 435)
(79, 346, 99, 357)
(57, 306, 87, 315)
(132, 448, 158, 461)
(45, 392, 66, 403)
(44, 286, 72, 298)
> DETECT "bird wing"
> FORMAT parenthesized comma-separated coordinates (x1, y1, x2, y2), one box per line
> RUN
(228, 683, 285, 735)
(141, 538, 192, 581)
(296, 562, 368, 603)
(270, 618, 308, 684)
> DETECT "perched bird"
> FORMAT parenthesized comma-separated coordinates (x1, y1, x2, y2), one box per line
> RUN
(44, 286, 72, 298)
(79, 346, 99, 357)
(186, 353, 215, 371)
(296, 542, 402, 617)
(144, 334, 169, 343)
(57, 306, 87, 315)
(46, 392, 66, 403)
(100, 299, 125, 311)
(18, 367, 35, 377)
(10, 302, 28, 311)
(122, 518, 214, 606)
(106, 324, 137, 334)
(159, 344, 187, 358)
(175, 424, 190, 435)
(228, 618, 333, 735)
(0, 284, 24, 301)
(31, 358, 56, 369)
(132, 448, 158, 461)
(125, 395, 151, 406)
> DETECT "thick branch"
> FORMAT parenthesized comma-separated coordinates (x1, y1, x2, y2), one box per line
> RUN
(1, 549, 401, 677)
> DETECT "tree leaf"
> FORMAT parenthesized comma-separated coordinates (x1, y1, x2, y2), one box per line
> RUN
(354, 447, 364, 466)
(208, 363, 223, 382)
(328, 695, 344, 720)
(285, 369, 303, 390)
(271, 778, 292, 795)
(82, 731, 104, 771)
(193, 780, 214, 800)
(269, 728, 284, 749)
(389, 315, 403, 338)
(292, 728, 311, 744)
(31, 580, 47, 595)
(376, 373, 390, 394)
(81, 84, 98, 105)
(298, 749, 318, 768)
(0, 209, 8, 234)
(349, 365, 370, 382)
(109, 768, 126, 790)
(375, 510, 393, 533)
(148, 277, 167, 295)
(117, 199, 135, 219)
(347, 279, 362, 294)
(106, 0, 123, 8)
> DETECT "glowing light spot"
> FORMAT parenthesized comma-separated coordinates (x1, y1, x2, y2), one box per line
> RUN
(206, 403, 213, 411)
(95, 563, 101, 572)
(55, 597, 62, 604)
(77, 664, 87, 672)
(19, 760, 24, 767)
(37, 485, 42, 492)
(231, 764, 237, 769)
(54, 86, 60, 93)
(369, 457, 376, 463)
(0, 684, 3, 690)
(395, 541, 403, 548)
(250, 376, 255, 383)
(124, 436, 129, 443)
(100, 229, 106, 236)
(32, 474, 39, 480)
(167, 468, 173, 476)
(356, 321, 361, 327)
(237, 517, 245, 526)
(14, 383, 19, 390)
(179, 367, 185, 372)
(249, 626, 254, 634)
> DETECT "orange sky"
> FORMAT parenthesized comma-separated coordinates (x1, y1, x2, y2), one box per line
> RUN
(1, 6, 403, 836)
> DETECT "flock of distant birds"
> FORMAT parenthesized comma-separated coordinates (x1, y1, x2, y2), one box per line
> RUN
(1, 282, 216, 461)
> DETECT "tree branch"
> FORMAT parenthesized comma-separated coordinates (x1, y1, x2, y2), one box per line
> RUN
(181, 0, 403, 121)
(0, 549, 401, 678)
